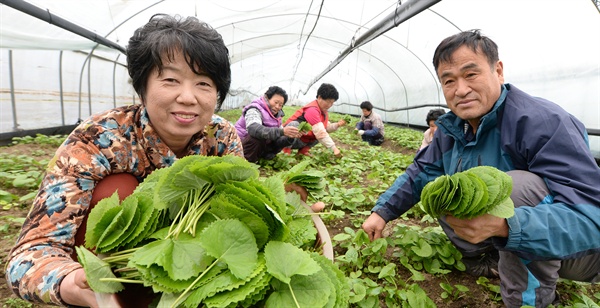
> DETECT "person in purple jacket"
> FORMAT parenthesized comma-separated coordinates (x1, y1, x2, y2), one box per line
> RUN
(235, 85, 302, 162)
(362, 29, 600, 308)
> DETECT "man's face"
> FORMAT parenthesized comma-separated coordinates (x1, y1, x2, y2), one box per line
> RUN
(437, 46, 504, 129)
(361, 109, 371, 117)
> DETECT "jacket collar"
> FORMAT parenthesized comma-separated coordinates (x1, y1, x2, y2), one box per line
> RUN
(437, 84, 509, 144)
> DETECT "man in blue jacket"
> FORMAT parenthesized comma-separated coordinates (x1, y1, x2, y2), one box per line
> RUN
(362, 30, 600, 308)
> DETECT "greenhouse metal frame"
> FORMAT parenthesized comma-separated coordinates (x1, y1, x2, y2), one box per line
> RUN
(1, 0, 598, 157)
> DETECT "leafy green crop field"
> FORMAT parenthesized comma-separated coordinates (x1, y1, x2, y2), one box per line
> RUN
(0, 107, 598, 307)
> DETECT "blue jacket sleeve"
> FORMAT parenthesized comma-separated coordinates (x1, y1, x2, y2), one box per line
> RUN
(498, 90, 600, 260)
(372, 136, 445, 221)
(500, 203, 599, 260)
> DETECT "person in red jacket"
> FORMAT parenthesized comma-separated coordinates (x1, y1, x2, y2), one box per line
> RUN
(283, 83, 346, 156)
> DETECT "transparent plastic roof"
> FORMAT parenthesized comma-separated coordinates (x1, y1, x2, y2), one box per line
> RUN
(1, 0, 599, 155)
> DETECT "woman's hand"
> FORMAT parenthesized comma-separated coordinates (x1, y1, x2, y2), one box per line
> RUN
(60, 269, 121, 308)
(283, 126, 302, 138)
(60, 269, 99, 307)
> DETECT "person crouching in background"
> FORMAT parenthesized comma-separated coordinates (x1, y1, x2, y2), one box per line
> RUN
(355, 101, 385, 146)
(235, 86, 301, 162)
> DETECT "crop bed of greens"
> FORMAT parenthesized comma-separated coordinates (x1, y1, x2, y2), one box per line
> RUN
(1, 109, 599, 307)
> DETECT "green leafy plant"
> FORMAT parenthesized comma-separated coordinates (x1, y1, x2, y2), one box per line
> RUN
(297, 121, 312, 133)
(280, 160, 326, 200)
(333, 227, 438, 307)
(0, 154, 47, 190)
(77, 155, 350, 307)
(476, 276, 502, 302)
(342, 115, 353, 124)
(567, 293, 600, 307)
(0, 190, 20, 210)
(11, 134, 66, 146)
(1, 297, 34, 308)
(391, 224, 465, 277)
(320, 185, 366, 212)
(440, 282, 470, 301)
(384, 126, 423, 151)
(558, 280, 600, 308)
(258, 153, 298, 171)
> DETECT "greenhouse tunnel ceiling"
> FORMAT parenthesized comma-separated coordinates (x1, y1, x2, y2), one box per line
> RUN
(1, 0, 599, 157)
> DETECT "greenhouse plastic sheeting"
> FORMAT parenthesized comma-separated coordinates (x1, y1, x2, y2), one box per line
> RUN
(1, 0, 599, 156)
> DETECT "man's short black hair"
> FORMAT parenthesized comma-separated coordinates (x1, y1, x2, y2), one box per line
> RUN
(432, 29, 499, 73)
(360, 101, 373, 111)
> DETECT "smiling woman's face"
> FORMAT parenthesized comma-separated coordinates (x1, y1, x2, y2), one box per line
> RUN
(143, 51, 218, 153)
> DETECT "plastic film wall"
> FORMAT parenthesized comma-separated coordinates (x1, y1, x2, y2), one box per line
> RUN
(1, 0, 598, 156)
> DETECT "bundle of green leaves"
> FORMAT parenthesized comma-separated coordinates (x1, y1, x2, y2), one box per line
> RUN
(77, 155, 349, 308)
(297, 121, 312, 133)
(280, 160, 326, 200)
(420, 166, 514, 219)
(342, 115, 352, 125)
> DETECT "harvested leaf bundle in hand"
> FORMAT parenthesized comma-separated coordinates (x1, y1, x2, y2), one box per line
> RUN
(280, 160, 326, 199)
(420, 166, 514, 219)
(342, 115, 352, 124)
(297, 121, 312, 133)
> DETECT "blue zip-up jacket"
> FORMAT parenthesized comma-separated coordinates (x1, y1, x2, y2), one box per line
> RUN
(373, 84, 600, 261)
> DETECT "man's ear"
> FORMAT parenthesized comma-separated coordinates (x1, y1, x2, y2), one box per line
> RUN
(495, 60, 504, 84)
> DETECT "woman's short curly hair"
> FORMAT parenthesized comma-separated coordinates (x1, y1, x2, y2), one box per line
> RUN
(126, 14, 231, 109)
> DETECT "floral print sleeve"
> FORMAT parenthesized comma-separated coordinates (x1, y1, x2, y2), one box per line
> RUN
(191, 114, 243, 157)
(4, 105, 242, 305)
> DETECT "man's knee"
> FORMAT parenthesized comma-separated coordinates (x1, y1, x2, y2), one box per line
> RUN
(506, 170, 550, 206)
(558, 252, 600, 282)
